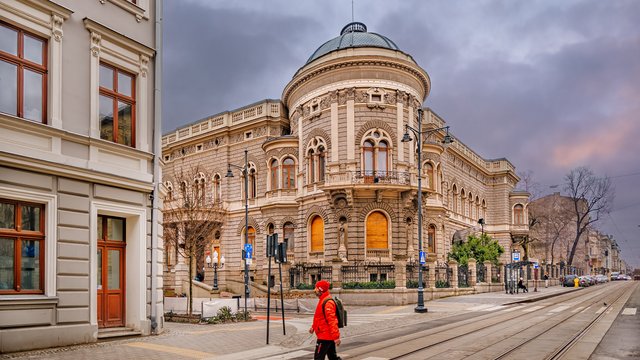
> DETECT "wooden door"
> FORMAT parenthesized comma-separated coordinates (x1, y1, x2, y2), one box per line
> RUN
(97, 216, 126, 328)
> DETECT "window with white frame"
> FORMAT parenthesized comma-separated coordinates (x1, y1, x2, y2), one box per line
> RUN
(306, 137, 326, 184)
(361, 129, 391, 180)
(282, 157, 295, 189)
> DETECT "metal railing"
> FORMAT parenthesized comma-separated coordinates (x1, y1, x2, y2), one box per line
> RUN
(476, 263, 486, 283)
(491, 265, 501, 283)
(289, 264, 332, 289)
(458, 264, 470, 288)
(406, 263, 429, 288)
(341, 263, 395, 284)
(434, 264, 451, 288)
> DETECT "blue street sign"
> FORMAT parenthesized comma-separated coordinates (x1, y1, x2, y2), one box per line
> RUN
(534, 262, 539, 269)
(512, 251, 520, 262)
(419, 251, 426, 265)
(244, 243, 253, 259)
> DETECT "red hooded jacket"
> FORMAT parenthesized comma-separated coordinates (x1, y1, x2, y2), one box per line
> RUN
(311, 290, 340, 341)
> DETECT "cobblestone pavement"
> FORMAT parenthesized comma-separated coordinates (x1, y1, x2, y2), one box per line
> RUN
(0, 286, 573, 360)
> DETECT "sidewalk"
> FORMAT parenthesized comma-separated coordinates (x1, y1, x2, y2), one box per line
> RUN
(0, 285, 578, 360)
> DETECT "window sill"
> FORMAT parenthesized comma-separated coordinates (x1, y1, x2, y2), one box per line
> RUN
(104, 0, 148, 22)
(0, 295, 59, 306)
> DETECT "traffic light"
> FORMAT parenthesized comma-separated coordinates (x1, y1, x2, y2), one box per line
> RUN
(266, 233, 278, 257)
(276, 241, 287, 263)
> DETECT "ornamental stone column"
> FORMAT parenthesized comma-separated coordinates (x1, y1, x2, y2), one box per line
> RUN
(331, 259, 343, 289)
(395, 259, 407, 289)
(449, 259, 458, 288)
(469, 258, 477, 286)
(428, 261, 437, 288)
(484, 260, 493, 284)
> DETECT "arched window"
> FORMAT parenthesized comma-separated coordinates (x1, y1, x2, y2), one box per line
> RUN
(165, 181, 173, 201)
(270, 159, 279, 191)
(243, 163, 257, 199)
(283, 222, 294, 251)
(282, 157, 295, 189)
(361, 129, 392, 181)
(425, 162, 434, 190)
(452, 185, 458, 213)
(306, 137, 327, 184)
(468, 192, 474, 219)
(267, 223, 274, 235)
(310, 216, 324, 253)
(427, 224, 436, 253)
(212, 174, 221, 203)
(475, 196, 480, 220)
(180, 181, 187, 201)
(460, 189, 466, 216)
(246, 226, 256, 256)
(482, 199, 487, 220)
(514, 204, 524, 225)
(366, 211, 388, 250)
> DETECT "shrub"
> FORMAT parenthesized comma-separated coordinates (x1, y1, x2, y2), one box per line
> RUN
(435, 280, 450, 288)
(406, 280, 426, 289)
(296, 283, 315, 290)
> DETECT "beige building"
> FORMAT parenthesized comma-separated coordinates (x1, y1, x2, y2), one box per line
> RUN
(1, 0, 162, 352)
(162, 22, 528, 296)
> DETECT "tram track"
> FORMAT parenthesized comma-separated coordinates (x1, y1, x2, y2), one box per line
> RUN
(341, 282, 634, 360)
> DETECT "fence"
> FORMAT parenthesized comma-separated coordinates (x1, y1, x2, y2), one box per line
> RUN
(289, 264, 332, 289)
(434, 264, 451, 288)
(406, 263, 429, 288)
(476, 263, 486, 283)
(491, 265, 501, 283)
(458, 264, 470, 288)
(341, 263, 395, 284)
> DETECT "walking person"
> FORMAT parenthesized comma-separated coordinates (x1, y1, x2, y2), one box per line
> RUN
(544, 274, 549, 288)
(518, 277, 528, 292)
(309, 280, 342, 360)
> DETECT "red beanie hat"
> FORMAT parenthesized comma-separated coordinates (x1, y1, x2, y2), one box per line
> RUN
(315, 280, 331, 293)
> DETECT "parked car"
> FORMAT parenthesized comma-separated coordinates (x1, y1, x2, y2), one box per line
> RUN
(595, 275, 608, 283)
(563, 274, 578, 287)
(611, 272, 620, 281)
(578, 276, 591, 287)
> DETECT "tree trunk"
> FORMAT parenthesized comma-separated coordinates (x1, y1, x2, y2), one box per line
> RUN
(188, 252, 193, 315)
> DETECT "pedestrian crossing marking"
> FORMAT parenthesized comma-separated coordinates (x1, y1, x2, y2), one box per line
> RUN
(596, 306, 607, 314)
(503, 305, 525, 312)
(261, 350, 314, 359)
(522, 305, 543, 313)
(549, 305, 570, 313)
(126, 342, 212, 359)
(621, 307, 637, 315)
(571, 306, 585, 313)
(375, 305, 408, 314)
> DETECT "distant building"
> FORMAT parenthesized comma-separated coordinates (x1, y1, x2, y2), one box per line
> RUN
(1, 0, 162, 352)
(161, 22, 527, 296)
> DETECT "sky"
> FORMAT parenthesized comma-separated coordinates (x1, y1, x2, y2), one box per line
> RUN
(162, 0, 640, 268)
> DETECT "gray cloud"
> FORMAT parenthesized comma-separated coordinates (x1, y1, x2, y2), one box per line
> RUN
(163, 0, 640, 266)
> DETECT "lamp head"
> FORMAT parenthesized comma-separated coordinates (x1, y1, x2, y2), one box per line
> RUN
(478, 218, 485, 225)
(225, 164, 234, 178)
(205, 255, 211, 265)
(442, 133, 454, 144)
(401, 131, 412, 143)
(220, 255, 225, 265)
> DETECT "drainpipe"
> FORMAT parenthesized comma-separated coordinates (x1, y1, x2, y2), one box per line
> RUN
(150, 0, 163, 334)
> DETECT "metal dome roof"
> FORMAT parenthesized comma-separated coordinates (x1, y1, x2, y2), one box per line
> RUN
(305, 22, 400, 64)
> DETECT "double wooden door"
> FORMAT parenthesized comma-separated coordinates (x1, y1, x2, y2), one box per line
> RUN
(97, 216, 126, 328)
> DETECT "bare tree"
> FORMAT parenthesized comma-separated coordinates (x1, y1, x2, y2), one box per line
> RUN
(528, 195, 574, 266)
(517, 169, 542, 200)
(564, 167, 613, 267)
(163, 164, 224, 315)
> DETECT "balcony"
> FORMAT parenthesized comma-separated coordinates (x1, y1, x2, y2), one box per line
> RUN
(323, 170, 411, 189)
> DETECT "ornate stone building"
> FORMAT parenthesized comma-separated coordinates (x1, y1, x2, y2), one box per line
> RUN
(162, 22, 528, 295)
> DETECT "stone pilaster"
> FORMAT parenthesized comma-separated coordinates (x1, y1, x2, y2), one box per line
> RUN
(449, 260, 458, 288)
(331, 260, 343, 289)
(395, 260, 407, 289)
(468, 258, 477, 286)
(484, 261, 493, 283)
(428, 261, 436, 288)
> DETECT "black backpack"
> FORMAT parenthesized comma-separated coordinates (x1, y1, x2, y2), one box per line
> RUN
(322, 297, 347, 328)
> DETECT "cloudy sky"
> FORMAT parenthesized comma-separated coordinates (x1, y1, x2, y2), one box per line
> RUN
(163, 0, 640, 267)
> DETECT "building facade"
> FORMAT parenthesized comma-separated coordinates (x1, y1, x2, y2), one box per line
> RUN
(0, 0, 162, 352)
(162, 23, 528, 296)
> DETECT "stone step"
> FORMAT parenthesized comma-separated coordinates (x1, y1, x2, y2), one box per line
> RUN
(97, 327, 142, 340)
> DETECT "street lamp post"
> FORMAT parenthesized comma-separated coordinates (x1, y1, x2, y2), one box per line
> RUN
(401, 108, 453, 313)
(226, 149, 250, 315)
(206, 250, 225, 290)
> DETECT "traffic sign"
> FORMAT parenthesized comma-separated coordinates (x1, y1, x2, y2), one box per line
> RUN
(534, 262, 539, 269)
(512, 251, 520, 262)
(419, 251, 426, 265)
(244, 243, 253, 259)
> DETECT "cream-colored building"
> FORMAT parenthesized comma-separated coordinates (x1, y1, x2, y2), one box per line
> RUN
(0, 0, 162, 352)
(162, 22, 528, 296)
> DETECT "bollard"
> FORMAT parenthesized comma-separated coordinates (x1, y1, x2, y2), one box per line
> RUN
(574, 277, 579, 288)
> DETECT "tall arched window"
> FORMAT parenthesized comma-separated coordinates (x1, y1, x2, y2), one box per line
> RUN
(514, 204, 524, 225)
(361, 129, 392, 181)
(244, 163, 257, 199)
(194, 172, 206, 205)
(306, 137, 327, 184)
(468, 192, 474, 219)
(460, 189, 466, 216)
(282, 157, 295, 189)
(283, 222, 295, 251)
(165, 181, 173, 201)
(427, 224, 436, 253)
(366, 211, 388, 250)
(270, 159, 279, 191)
(267, 223, 274, 235)
(180, 181, 187, 201)
(482, 199, 487, 220)
(452, 185, 458, 213)
(246, 226, 256, 257)
(212, 174, 221, 203)
(310, 216, 324, 253)
(475, 196, 480, 220)
(425, 162, 434, 190)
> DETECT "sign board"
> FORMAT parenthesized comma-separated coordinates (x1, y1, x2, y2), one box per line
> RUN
(244, 243, 253, 259)
(512, 251, 520, 262)
(419, 251, 426, 265)
(245, 258, 252, 265)
(533, 262, 539, 269)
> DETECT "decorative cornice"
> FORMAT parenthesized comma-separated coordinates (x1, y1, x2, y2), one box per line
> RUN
(283, 59, 430, 107)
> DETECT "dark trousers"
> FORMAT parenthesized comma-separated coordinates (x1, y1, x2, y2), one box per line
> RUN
(314, 339, 340, 360)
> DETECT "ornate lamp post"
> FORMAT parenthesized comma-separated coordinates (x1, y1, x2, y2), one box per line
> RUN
(206, 250, 225, 290)
(401, 108, 453, 313)
(226, 149, 250, 315)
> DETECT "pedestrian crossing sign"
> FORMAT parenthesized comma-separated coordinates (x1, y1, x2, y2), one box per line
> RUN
(244, 243, 252, 259)
(419, 251, 426, 264)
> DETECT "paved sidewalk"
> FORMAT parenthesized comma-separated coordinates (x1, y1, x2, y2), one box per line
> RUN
(0, 286, 577, 360)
